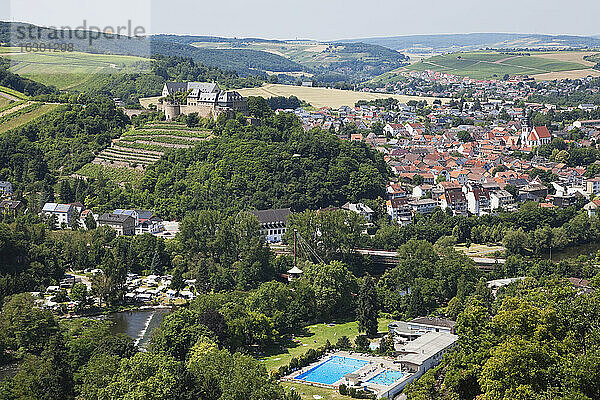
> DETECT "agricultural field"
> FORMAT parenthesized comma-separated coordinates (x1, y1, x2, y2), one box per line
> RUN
(0, 102, 59, 134)
(74, 164, 144, 185)
(260, 318, 392, 372)
(85, 122, 212, 173)
(0, 85, 30, 100)
(1, 51, 151, 90)
(406, 51, 600, 80)
(236, 84, 447, 109)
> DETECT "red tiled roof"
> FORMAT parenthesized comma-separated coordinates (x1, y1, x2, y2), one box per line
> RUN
(533, 126, 551, 139)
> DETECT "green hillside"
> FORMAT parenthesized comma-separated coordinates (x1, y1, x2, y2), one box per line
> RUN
(77, 121, 213, 182)
(406, 51, 592, 79)
(4, 51, 150, 90)
(188, 39, 409, 82)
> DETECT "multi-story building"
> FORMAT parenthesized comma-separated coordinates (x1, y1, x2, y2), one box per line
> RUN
(249, 208, 291, 243)
(158, 82, 248, 120)
(585, 177, 600, 196)
(440, 188, 467, 215)
(387, 198, 412, 225)
(490, 189, 515, 210)
(407, 198, 437, 214)
(42, 203, 74, 227)
(97, 213, 136, 236)
(465, 184, 491, 215)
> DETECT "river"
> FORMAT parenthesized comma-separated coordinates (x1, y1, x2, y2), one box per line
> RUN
(108, 308, 172, 349)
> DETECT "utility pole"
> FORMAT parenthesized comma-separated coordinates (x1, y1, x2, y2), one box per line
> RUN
(293, 229, 298, 268)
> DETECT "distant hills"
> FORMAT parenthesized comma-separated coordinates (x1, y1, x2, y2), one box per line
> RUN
(0, 22, 304, 76)
(153, 34, 410, 82)
(3, 20, 600, 85)
(339, 33, 600, 53)
(0, 21, 410, 82)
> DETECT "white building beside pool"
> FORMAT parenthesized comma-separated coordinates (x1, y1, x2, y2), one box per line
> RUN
(284, 331, 458, 399)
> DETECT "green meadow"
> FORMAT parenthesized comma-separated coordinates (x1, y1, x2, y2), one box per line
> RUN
(3, 51, 151, 90)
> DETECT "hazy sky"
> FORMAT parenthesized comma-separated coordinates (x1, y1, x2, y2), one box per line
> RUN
(3, 0, 600, 40)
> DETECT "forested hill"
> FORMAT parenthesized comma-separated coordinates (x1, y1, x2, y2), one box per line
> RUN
(0, 21, 304, 76)
(405, 278, 600, 400)
(136, 109, 389, 219)
(149, 38, 305, 74)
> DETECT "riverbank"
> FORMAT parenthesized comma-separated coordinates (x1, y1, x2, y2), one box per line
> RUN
(58, 303, 175, 319)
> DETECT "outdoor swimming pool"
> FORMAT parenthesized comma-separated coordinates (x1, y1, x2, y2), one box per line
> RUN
(295, 356, 368, 385)
(367, 370, 407, 386)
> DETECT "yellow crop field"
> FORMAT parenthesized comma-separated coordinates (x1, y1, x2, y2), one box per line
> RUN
(236, 84, 447, 108)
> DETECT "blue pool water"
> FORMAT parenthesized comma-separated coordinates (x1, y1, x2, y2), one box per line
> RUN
(295, 356, 368, 385)
(367, 370, 407, 386)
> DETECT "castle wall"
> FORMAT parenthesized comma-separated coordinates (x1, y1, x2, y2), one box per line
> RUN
(163, 104, 181, 121)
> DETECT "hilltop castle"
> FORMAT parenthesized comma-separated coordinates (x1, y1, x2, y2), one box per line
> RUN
(157, 82, 248, 120)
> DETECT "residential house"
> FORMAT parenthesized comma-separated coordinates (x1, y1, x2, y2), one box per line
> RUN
(412, 184, 433, 199)
(405, 122, 425, 136)
(341, 202, 375, 221)
(585, 177, 600, 196)
(387, 183, 408, 199)
(384, 123, 407, 137)
(449, 170, 468, 186)
(42, 203, 74, 228)
(584, 199, 600, 217)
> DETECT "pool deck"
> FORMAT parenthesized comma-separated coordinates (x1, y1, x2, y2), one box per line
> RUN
(283, 351, 413, 398)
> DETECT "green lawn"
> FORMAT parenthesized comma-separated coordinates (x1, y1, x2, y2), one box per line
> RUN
(261, 318, 392, 371)
(454, 243, 506, 258)
(281, 382, 353, 400)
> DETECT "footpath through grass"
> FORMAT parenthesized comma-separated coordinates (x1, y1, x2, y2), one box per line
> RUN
(261, 318, 392, 371)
